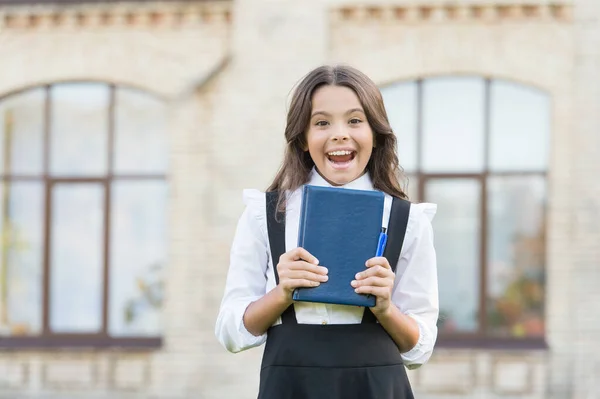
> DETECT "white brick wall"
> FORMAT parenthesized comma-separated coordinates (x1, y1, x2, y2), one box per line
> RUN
(571, 0, 600, 398)
(0, 0, 596, 397)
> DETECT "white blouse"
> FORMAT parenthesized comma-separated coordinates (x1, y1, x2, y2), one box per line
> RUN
(215, 169, 439, 369)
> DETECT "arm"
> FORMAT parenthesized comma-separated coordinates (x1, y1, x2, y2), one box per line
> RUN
(215, 199, 328, 351)
(393, 205, 439, 368)
(242, 286, 291, 336)
(374, 303, 420, 352)
(352, 257, 420, 353)
(215, 205, 271, 353)
(353, 204, 439, 368)
(244, 247, 328, 336)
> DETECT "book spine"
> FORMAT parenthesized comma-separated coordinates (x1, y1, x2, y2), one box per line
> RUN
(297, 185, 310, 247)
(293, 186, 310, 301)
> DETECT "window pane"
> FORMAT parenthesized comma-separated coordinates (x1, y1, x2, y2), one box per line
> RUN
(489, 81, 550, 171)
(425, 179, 481, 333)
(109, 181, 167, 336)
(50, 184, 104, 332)
(114, 89, 168, 175)
(487, 176, 546, 338)
(0, 89, 45, 175)
(50, 84, 109, 176)
(422, 77, 485, 172)
(381, 82, 418, 172)
(0, 182, 44, 336)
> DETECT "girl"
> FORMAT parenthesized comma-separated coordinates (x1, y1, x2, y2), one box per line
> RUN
(215, 65, 438, 399)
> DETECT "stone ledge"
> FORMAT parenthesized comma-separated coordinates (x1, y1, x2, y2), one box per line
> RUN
(331, 3, 572, 24)
(0, 1, 232, 29)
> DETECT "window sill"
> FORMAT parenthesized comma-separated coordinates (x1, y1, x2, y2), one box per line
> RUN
(436, 336, 548, 351)
(0, 336, 162, 351)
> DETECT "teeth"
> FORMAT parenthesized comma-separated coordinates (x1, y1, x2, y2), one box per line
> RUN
(327, 150, 353, 156)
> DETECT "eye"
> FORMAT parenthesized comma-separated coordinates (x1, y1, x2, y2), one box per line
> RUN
(315, 120, 329, 126)
(349, 118, 362, 124)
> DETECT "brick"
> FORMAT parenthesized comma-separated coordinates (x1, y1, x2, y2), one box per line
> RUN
(42, 358, 97, 390)
(418, 354, 475, 394)
(0, 359, 27, 389)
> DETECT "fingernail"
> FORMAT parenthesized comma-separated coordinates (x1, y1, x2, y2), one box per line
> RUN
(351, 280, 357, 287)
(313, 281, 320, 286)
(355, 273, 361, 280)
(322, 276, 329, 281)
(323, 267, 328, 274)
(314, 258, 319, 264)
(354, 289, 359, 293)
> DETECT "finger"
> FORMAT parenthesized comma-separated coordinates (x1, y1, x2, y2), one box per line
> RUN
(283, 279, 321, 290)
(355, 265, 393, 280)
(365, 257, 391, 269)
(351, 276, 393, 288)
(286, 247, 319, 265)
(286, 261, 328, 275)
(354, 285, 390, 298)
(284, 270, 329, 282)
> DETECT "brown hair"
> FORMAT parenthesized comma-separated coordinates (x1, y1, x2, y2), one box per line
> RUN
(267, 64, 408, 208)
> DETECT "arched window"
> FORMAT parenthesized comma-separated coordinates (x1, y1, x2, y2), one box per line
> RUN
(0, 83, 168, 347)
(382, 77, 548, 346)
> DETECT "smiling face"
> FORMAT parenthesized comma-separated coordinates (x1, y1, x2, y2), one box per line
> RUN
(305, 85, 374, 186)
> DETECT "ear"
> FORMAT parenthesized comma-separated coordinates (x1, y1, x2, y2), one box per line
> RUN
(300, 137, 309, 151)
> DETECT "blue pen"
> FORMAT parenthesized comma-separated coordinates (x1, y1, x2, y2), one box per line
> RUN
(375, 227, 387, 257)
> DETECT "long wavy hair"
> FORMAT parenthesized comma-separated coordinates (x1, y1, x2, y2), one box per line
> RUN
(267, 65, 408, 210)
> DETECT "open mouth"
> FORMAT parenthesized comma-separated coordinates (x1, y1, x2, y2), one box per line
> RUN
(326, 150, 356, 169)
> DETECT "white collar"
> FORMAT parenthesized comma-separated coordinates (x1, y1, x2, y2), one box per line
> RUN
(306, 167, 374, 191)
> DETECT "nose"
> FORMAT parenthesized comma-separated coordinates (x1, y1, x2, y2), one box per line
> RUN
(330, 125, 349, 142)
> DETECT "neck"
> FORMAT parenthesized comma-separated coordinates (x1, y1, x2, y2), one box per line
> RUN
(315, 168, 367, 187)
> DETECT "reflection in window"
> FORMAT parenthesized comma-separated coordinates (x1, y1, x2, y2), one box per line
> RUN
(381, 82, 418, 173)
(489, 81, 550, 171)
(50, 84, 110, 176)
(110, 181, 167, 336)
(422, 77, 485, 173)
(0, 182, 44, 336)
(487, 177, 546, 338)
(381, 77, 550, 342)
(0, 89, 45, 176)
(50, 184, 104, 333)
(0, 84, 168, 343)
(426, 179, 480, 333)
(114, 89, 168, 174)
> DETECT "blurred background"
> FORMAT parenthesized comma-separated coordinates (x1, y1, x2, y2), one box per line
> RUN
(0, 0, 597, 397)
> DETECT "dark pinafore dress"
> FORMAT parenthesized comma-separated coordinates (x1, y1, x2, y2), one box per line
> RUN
(258, 191, 415, 399)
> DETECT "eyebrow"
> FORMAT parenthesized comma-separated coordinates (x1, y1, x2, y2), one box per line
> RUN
(311, 108, 365, 118)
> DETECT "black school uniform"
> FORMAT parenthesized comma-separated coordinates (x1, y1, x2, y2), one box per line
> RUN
(257, 191, 415, 399)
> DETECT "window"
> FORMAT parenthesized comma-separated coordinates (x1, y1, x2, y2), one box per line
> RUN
(0, 83, 168, 347)
(382, 77, 549, 347)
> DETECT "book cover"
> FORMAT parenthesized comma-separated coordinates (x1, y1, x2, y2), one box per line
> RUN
(293, 185, 384, 307)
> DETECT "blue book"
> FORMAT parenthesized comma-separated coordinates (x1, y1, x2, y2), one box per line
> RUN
(293, 185, 384, 307)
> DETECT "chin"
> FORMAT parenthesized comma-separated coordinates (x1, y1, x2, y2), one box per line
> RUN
(320, 168, 362, 186)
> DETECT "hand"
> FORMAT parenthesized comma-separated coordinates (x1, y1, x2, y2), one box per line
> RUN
(351, 256, 395, 316)
(276, 247, 328, 302)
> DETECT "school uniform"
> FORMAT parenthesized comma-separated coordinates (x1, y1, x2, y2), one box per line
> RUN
(215, 168, 439, 398)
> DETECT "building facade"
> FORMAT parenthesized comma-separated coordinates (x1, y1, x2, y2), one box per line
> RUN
(0, 0, 598, 397)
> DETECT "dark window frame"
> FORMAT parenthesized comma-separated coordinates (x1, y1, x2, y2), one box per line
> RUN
(403, 77, 548, 350)
(0, 83, 165, 349)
